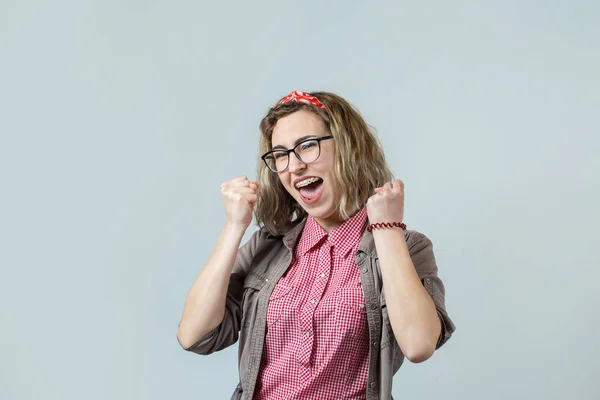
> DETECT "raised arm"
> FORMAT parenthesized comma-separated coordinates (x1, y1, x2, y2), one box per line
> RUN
(177, 176, 258, 349)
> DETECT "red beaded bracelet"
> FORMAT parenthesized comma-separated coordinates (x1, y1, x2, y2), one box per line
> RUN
(367, 222, 407, 232)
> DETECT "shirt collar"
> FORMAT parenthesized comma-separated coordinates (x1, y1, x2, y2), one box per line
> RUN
(328, 208, 368, 257)
(295, 208, 368, 257)
(296, 214, 328, 255)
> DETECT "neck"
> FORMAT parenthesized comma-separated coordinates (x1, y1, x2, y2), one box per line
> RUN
(314, 215, 344, 233)
(313, 208, 357, 233)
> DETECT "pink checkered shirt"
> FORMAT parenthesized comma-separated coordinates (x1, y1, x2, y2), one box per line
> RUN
(253, 208, 370, 400)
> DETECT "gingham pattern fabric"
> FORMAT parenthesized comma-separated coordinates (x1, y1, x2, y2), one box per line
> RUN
(253, 208, 370, 400)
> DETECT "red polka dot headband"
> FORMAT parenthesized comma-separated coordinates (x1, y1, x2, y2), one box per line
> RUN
(280, 90, 326, 111)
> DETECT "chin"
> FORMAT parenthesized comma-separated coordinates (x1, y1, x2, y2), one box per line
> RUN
(305, 203, 337, 220)
(288, 186, 336, 222)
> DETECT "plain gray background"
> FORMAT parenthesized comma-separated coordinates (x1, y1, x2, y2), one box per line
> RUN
(1, 1, 599, 399)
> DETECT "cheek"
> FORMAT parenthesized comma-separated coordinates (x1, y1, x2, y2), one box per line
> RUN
(324, 175, 339, 197)
(278, 174, 294, 193)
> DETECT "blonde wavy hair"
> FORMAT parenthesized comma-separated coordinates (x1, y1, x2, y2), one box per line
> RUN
(255, 91, 393, 235)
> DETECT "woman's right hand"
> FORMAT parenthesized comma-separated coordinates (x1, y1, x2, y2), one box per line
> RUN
(220, 176, 258, 229)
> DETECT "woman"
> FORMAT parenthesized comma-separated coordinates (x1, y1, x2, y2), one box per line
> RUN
(177, 91, 455, 400)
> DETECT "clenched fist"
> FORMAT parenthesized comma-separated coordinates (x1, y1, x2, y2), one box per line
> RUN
(220, 176, 259, 229)
(366, 179, 405, 225)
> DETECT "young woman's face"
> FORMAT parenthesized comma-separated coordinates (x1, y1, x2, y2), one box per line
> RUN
(271, 110, 343, 232)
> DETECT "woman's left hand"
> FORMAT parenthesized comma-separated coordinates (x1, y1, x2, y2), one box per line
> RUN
(366, 179, 405, 224)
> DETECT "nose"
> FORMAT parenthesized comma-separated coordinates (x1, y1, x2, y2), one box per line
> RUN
(287, 153, 306, 173)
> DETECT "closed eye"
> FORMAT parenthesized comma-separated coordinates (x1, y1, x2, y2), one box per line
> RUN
(299, 141, 317, 151)
(271, 152, 288, 160)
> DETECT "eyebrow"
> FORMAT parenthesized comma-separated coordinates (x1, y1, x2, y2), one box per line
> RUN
(272, 135, 316, 151)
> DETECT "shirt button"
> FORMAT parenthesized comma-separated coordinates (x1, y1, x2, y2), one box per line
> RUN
(359, 303, 365, 308)
(373, 341, 377, 347)
(320, 273, 326, 278)
(425, 278, 432, 284)
(311, 300, 317, 305)
(370, 303, 377, 310)
(361, 268, 368, 273)
(370, 382, 376, 388)
(305, 331, 311, 337)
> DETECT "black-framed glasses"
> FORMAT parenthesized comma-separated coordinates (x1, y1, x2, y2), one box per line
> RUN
(261, 135, 334, 173)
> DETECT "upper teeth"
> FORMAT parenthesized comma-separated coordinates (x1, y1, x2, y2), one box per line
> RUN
(295, 177, 321, 188)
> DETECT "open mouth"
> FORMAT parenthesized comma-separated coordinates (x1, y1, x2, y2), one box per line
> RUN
(294, 177, 324, 203)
